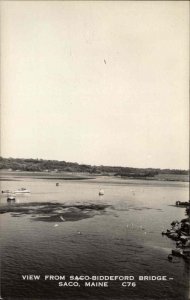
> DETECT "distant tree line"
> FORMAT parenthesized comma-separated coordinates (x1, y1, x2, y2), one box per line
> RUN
(0, 157, 189, 176)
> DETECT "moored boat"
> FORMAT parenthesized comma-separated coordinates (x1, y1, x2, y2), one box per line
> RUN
(99, 189, 104, 196)
(7, 195, 16, 202)
(14, 188, 30, 194)
(2, 190, 12, 194)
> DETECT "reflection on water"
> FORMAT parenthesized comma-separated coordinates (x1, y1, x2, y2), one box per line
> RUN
(0, 178, 189, 299)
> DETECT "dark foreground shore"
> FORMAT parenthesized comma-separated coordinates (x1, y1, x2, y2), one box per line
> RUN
(163, 204, 190, 262)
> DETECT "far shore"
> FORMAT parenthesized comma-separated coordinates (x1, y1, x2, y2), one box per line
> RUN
(0, 170, 189, 183)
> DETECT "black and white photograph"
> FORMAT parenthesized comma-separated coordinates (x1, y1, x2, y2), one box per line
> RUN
(0, 1, 189, 299)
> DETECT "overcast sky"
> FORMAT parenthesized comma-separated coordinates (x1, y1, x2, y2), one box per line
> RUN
(1, 1, 189, 169)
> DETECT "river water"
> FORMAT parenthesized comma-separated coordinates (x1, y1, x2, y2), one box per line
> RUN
(0, 176, 189, 300)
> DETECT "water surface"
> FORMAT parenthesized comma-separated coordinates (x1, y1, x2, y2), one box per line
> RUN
(0, 177, 189, 299)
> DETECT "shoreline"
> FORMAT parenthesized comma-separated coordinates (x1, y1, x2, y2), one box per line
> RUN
(163, 205, 190, 262)
(0, 170, 189, 183)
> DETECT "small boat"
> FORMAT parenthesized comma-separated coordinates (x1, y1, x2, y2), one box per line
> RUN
(2, 190, 12, 194)
(56, 183, 59, 186)
(7, 196, 16, 202)
(176, 201, 190, 207)
(14, 188, 30, 194)
(99, 189, 104, 196)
